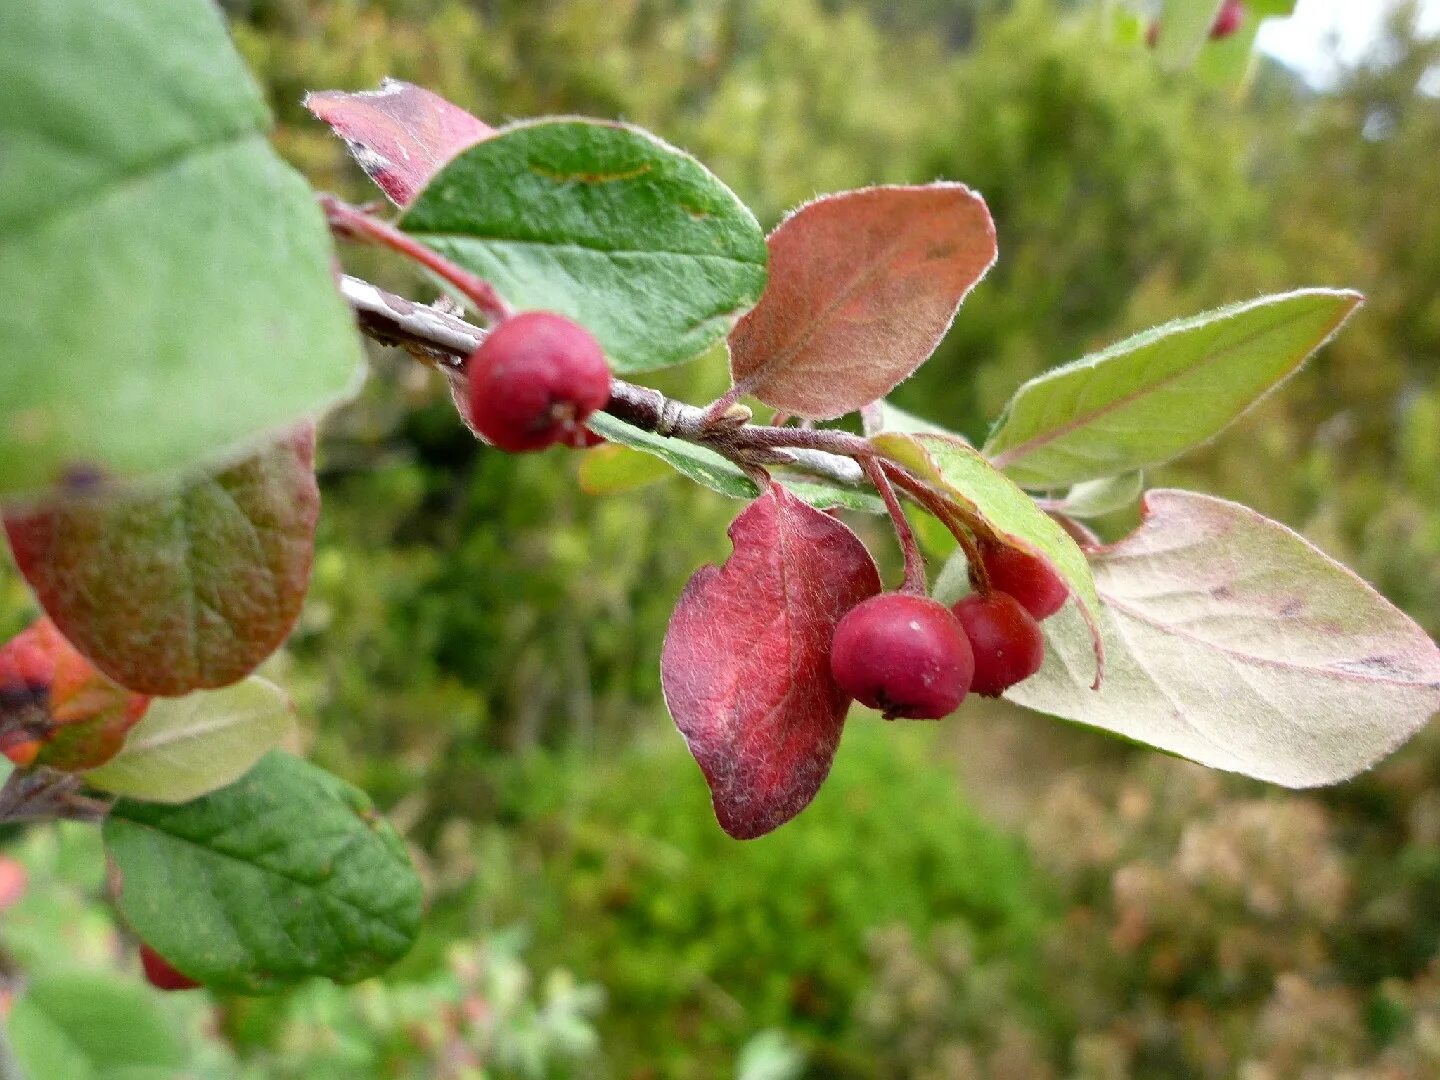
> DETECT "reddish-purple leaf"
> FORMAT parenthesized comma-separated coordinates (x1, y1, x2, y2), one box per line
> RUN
(660, 484, 881, 839)
(304, 79, 494, 206)
(728, 184, 997, 420)
(4, 427, 319, 697)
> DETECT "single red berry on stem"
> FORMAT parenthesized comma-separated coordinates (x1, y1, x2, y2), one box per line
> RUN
(1210, 0, 1245, 40)
(979, 542, 1069, 621)
(831, 594, 974, 720)
(465, 312, 611, 452)
(953, 591, 1046, 698)
(140, 943, 201, 992)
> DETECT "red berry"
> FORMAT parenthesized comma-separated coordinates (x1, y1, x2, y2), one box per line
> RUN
(830, 594, 974, 720)
(979, 542, 1069, 621)
(465, 312, 611, 453)
(1145, 19, 1161, 48)
(140, 944, 201, 992)
(1210, 0, 1245, 40)
(953, 591, 1046, 698)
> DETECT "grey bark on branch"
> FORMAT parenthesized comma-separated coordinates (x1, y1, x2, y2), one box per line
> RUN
(337, 274, 868, 489)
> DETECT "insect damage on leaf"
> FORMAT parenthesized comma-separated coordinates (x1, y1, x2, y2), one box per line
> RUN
(661, 483, 881, 839)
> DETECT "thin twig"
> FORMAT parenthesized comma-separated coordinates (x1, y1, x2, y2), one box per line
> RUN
(323, 197, 513, 325)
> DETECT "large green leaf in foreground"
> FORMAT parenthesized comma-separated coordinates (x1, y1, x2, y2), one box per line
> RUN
(104, 751, 422, 993)
(402, 119, 768, 373)
(0, 0, 361, 499)
(983, 290, 1361, 489)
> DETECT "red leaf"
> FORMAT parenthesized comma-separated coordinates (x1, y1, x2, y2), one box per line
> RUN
(4, 427, 318, 697)
(305, 79, 495, 207)
(660, 484, 880, 839)
(729, 184, 996, 419)
(0, 619, 149, 771)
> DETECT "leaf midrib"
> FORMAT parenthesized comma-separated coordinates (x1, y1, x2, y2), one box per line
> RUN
(987, 300, 1349, 472)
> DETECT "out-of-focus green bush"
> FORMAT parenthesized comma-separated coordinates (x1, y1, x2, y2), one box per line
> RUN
(855, 715, 1440, 1078)
(420, 723, 1050, 1077)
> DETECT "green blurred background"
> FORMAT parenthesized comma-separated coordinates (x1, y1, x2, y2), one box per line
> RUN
(5, 0, 1440, 1075)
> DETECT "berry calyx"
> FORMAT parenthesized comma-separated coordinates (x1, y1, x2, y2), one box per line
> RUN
(830, 593, 974, 720)
(140, 944, 201, 992)
(953, 591, 1046, 698)
(1210, 0, 1245, 40)
(979, 541, 1069, 621)
(464, 312, 611, 452)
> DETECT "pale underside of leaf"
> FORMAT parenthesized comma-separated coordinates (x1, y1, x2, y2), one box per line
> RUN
(85, 677, 294, 803)
(1006, 490, 1440, 786)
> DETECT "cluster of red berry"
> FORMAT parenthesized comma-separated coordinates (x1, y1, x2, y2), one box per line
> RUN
(830, 542, 1068, 720)
(459, 308, 1068, 719)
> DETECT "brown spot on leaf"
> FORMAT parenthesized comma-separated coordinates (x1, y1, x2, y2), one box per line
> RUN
(529, 163, 652, 184)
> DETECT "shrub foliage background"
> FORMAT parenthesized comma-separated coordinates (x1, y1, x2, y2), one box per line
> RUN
(4, 0, 1440, 1075)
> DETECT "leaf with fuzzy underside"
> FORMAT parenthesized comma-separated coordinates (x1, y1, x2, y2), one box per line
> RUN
(729, 184, 996, 420)
(305, 79, 494, 207)
(983, 290, 1362, 490)
(661, 484, 881, 839)
(5, 427, 318, 697)
(1007, 490, 1440, 785)
(85, 677, 293, 804)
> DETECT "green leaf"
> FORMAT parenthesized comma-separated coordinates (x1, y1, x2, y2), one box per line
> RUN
(103, 751, 422, 994)
(775, 477, 885, 515)
(863, 400, 971, 441)
(0, 0, 362, 501)
(586, 413, 758, 499)
(873, 431, 1104, 682)
(401, 118, 768, 373)
(4, 428, 318, 696)
(577, 443, 677, 496)
(5, 972, 185, 1080)
(1058, 473, 1143, 519)
(983, 290, 1362, 489)
(1009, 490, 1440, 785)
(586, 412, 883, 513)
(85, 677, 294, 804)
(1157, 0, 1224, 67)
